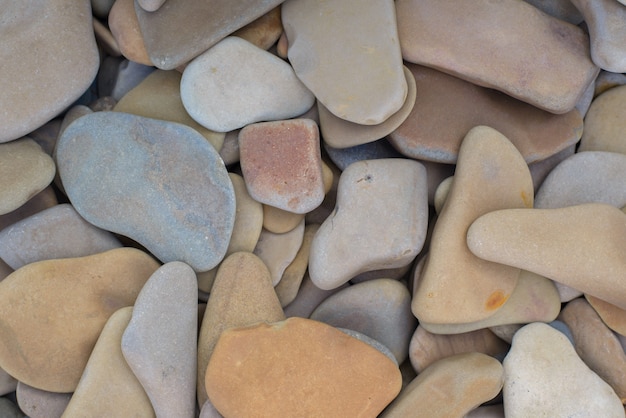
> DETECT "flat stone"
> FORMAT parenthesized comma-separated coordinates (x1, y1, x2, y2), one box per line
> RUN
(579, 85, 626, 154)
(135, 0, 283, 70)
(114, 69, 224, 151)
(63, 307, 155, 417)
(239, 119, 324, 213)
(121, 262, 197, 418)
(396, 0, 598, 113)
(323, 138, 404, 171)
(262, 205, 305, 234)
(232, 7, 282, 50)
(0, 248, 159, 392)
(586, 294, 626, 336)
(536, 151, 626, 209)
(282, 0, 406, 125)
(56, 111, 235, 272)
(197, 252, 285, 406)
(381, 353, 503, 418)
(206, 317, 402, 417)
(253, 220, 305, 286)
(388, 64, 583, 164)
(309, 158, 428, 289)
(559, 298, 626, 402)
(503, 322, 624, 417)
(283, 274, 348, 319)
(16, 382, 71, 418)
(0, 203, 121, 270)
(0, 0, 100, 143)
(409, 326, 508, 373)
(569, 0, 626, 72)
(181, 37, 314, 132)
(108, 0, 152, 65)
(413, 126, 532, 324)
(467, 203, 626, 310)
(310, 279, 416, 364)
(318, 66, 416, 148)
(0, 138, 55, 216)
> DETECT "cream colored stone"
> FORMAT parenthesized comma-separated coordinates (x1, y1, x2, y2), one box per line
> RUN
(586, 294, 626, 336)
(262, 205, 305, 234)
(579, 85, 626, 154)
(253, 220, 304, 286)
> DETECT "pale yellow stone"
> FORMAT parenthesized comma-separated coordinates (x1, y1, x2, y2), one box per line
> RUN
(579, 85, 626, 154)
(586, 294, 626, 337)
(262, 205, 305, 234)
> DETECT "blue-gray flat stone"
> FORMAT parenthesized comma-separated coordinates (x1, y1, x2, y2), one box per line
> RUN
(56, 112, 235, 272)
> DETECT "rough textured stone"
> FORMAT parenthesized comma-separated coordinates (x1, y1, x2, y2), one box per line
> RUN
(206, 317, 402, 417)
(282, 0, 407, 125)
(396, 0, 598, 113)
(0, 0, 100, 143)
(16, 382, 71, 418)
(579, 85, 626, 154)
(0, 248, 159, 392)
(253, 220, 305, 286)
(56, 111, 235, 272)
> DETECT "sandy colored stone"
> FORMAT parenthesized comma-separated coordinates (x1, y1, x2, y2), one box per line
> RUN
(389, 64, 583, 163)
(396, 0, 598, 114)
(0, 203, 121, 270)
(413, 126, 532, 324)
(283, 273, 348, 319)
(262, 205, 305, 234)
(253, 220, 305, 286)
(16, 382, 71, 418)
(226, 173, 263, 255)
(0, 138, 55, 216)
(108, 0, 153, 65)
(310, 158, 428, 289)
(382, 352, 503, 418)
(433, 176, 453, 215)
(239, 119, 325, 213)
(0, 0, 100, 143)
(579, 85, 626, 154)
(283, 0, 406, 125)
(63, 307, 155, 418)
(0, 186, 58, 232)
(232, 6, 282, 50)
(595, 70, 626, 97)
(559, 298, 626, 402)
(503, 322, 624, 417)
(197, 252, 285, 406)
(318, 66, 416, 148)
(93, 18, 121, 58)
(0, 248, 159, 392)
(468, 203, 626, 310)
(586, 295, 626, 336)
(206, 317, 402, 417)
(409, 326, 508, 373)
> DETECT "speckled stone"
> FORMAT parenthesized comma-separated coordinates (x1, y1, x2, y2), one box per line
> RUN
(323, 138, 404, 171)
(121, 262, 197, 418)
(282, 0, 407, 125)
(309, 158, 428, 290)
(396, 0, 598, 113)
(0, 248, 159, 392)
(528, 144, 575, 192)
(579, 85, 626, 154)
(239, 119, 325, 214)
(0, 0, 100, 143)
(206, 317, 402, 417)
(181, 37, 314, 132)
(0, 204, 121, 270)
(56, 111, 235, 272)
(16, 382, 71, 418)
(253, 220, 305, 286)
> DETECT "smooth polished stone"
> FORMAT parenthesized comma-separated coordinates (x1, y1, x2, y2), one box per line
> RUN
(239, 119, 325, 214)
(323, 138, 404, 171)
(262, 205, 305, 234)
(232, 6, 282, 50)
(523, 0, 583, 24)
(310, 279, 416, 364)
(0, 187, 57, 232)
(283, 274, 348, 319)
(16, 382, 71, 418)
(121, 262, 197, 418)
(181, 37, 314, 132)
(467, 203, 626, 310)
(396, 0, 598, 114)
(413, 126, 532, 324)
(0, 398, 26, 418)
(559, 298, 626, 402)
(389, 64, 583, 164)
(56, 112, 235, 272)
(586, 294, 626, 336)
(282, 0, 407, 125)
(309, 158, 428, 290)
(137, 0, 166, 12)
(135, 0, 284, 70)
(253, 220, 304, 286)
(0, 203, 121, 270)
(0, 0, 100, 143)
(92, 0, 116, 18)
(503, 322, 624, 417)
(63, 307, 155, 417)
(0, 138, 56, 216)
(108, 0, 153, 65)
(206, 317, 402, 417)
(528, 144, 575, 192)
(197, 252, 285, 406)
(114, 69, 225, 150)
(226, 173, 263, 255)
(199, 399, 224, 418)
(98, 57, 155, 101)
(382, 353, 503, 418)
(93, 18, 121, 58)
(219, 130, 240, 166)
(595, 70, 626, 97)
(579, 85, 626, 154)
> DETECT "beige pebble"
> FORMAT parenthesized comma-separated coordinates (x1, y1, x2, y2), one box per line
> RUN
(253, 220, 305, 286)
(262, 205, 305, 234)
(579, 85, 626, 154)
(586, 294, 626, 336)
(16, 382, 70, 418)
(108, 0, 153, 65)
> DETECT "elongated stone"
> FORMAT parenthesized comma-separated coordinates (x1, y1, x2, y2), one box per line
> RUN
(282, 0, 407, 125)
(108, 0, 152, 66)
(467, 203, 626, 310)
(253, 220, 305, 286)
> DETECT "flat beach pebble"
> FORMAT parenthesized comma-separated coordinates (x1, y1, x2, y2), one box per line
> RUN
(56, 111, 235, 272)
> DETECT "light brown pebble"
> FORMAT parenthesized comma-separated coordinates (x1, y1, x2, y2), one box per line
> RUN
(579, 85, 626, 154)
(253, 220, 305, 286)
(586, 294, 626, 336)
(108, 0, 153, 65)
(232, 6, 282, 50)
(261, 205, 305, 234)
(0, 187, 58, 233)
(16, 382, 70, 418)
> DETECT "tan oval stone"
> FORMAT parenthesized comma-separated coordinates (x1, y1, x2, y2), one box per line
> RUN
(253, 220, 305, 286)
(226, 173, 263, 254)
(0, 248, 159, 392)
(206, 317, 402, 417)
(0, 186, 58, 232)
(413, 126, 532, 324)
(108, 0, 153, 65)
(197, 252, 284, 406)
(579, 85, 626, 154)
(232, 6, 282, 50)
(262, 205, 305, 234)
(467, 203, 626, 310)
(586, 294, 626, 336)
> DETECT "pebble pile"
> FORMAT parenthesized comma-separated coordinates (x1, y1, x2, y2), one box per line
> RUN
(0, 0, 626, 417)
